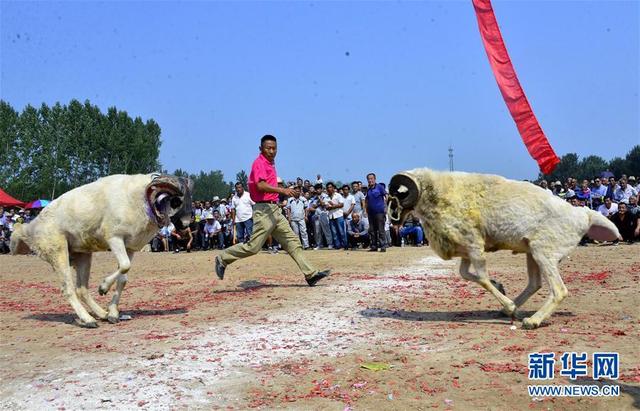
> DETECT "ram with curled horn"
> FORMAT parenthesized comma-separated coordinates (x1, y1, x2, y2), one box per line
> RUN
(388, 168, 621, 329)
(10, 173, 193, 328)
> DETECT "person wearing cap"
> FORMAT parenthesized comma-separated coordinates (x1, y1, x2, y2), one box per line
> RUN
(203, 212, 223, 250)
(214, 135, 330, 286)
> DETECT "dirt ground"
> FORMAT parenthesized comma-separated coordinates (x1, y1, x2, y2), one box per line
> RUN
(0, 244, 638, 410)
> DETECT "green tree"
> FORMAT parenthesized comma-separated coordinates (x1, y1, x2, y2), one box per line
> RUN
(623, 145, 640, 177)
(235, 170, 248, 188)
(0, 99, 162, 200)
(576, 155, 608, 181)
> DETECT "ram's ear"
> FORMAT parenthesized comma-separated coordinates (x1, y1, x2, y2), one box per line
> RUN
(389, 173, 420, 209)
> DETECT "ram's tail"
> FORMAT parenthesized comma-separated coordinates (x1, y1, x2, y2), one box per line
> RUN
(586, 209, 622, 241)
(9, 223, 32, 255)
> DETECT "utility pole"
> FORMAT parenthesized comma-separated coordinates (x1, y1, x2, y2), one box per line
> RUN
(448, 146, 454, 172)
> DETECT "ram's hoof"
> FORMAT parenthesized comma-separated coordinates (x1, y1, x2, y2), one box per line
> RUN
(491, 279, 506, 295)
(107, 315, 120, 324)
(75, 319, 99, 328)
(522, 317, 540, 329)
(98, 285, 108, 296)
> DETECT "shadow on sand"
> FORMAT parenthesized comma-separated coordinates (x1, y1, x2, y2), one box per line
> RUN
(25, 308, 188, 324)
(360, 308, 575, 325)
(211, 280, 308, 294)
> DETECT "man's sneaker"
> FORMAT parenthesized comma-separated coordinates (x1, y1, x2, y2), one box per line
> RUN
(306, 270, 330, 287)
(214, 255, 226, 280)
(379, 248, 386, 253)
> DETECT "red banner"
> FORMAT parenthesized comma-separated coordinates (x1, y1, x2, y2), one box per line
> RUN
(472, 0, 559, 175)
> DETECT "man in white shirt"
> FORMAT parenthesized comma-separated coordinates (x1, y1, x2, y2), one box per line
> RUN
(340, 185, 356, 221)
(160, 222, 175, 252)
(326, 182, 347, 250)
(613, 178, 638, 204)
(231, 183, 255, 243)
(597, 197, 618, 217)
(203, 213, 223, 250)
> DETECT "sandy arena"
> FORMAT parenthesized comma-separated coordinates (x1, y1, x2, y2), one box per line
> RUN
(1, 245, 638, 410)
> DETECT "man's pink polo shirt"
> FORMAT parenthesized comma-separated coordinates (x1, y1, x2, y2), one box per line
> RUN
(248, 153, 279, 202)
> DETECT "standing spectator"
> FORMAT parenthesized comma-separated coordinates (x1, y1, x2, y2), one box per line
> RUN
(315, 174, 323, 185)
(613, 178, 637, 204)
(561, 180, 575, 200)
(0, 222, 10, 254)
(287, 186, 310, 249)
(214, 134, 329, 286)
(341, 185, 355, 222)
(326, 182, 347, 250)
(201, 200, 213, 249)
(609, 202, 639, 244)
(347, 213, 369, 249)
(310, 183, 333, 249)
(365, 172, 387, 252)
(591, 178, 608, 209)
(231, 182, 255, 243)
(189, 214, 200, 250)
(597, 197, 618, 217)
(193, 201, 203, 222)
(351, 181, 367, 219)
(605, 176, 618, 200)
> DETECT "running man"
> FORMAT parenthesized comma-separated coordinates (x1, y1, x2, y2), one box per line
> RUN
(214, 135, 330, 286)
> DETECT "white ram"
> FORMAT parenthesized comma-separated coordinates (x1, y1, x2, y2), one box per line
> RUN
(11, 174, 193, 328)
(388, 168, 621, 329)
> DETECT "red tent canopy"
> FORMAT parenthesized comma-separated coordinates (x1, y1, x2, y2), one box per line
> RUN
(0, 188, 25, 208)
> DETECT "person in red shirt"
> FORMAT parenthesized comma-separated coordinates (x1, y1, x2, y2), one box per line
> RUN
(215, 135, 330, 286)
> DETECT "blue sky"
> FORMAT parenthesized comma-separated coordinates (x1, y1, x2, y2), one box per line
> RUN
(1, 1, 638, 183)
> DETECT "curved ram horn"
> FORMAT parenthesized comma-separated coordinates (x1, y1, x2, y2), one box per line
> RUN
(389, 173, 420, 209)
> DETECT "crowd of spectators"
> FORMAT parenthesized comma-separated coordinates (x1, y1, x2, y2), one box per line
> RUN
(0, 207, 35, 254)
(3, 172, 637, 255)
(539, 175, 640, 244)
(152, 173, 428, 254)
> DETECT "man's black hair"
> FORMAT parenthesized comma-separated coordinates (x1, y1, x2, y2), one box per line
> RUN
(314, 183, 323, 190)
(366, 173, 376, 179)
(235, 182, 244, 187)
(261, 134, 277, 146)
(351, 181, 359, 186)
(326, 182, 336, 189)
(341, 184, 350, 190)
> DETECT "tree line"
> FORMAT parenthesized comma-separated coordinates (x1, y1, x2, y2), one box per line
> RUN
(0, 99, 244, 202)
(538, 145, 640, 183)
(1, 99, 162, 200)
(2, 99, 637, 201)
